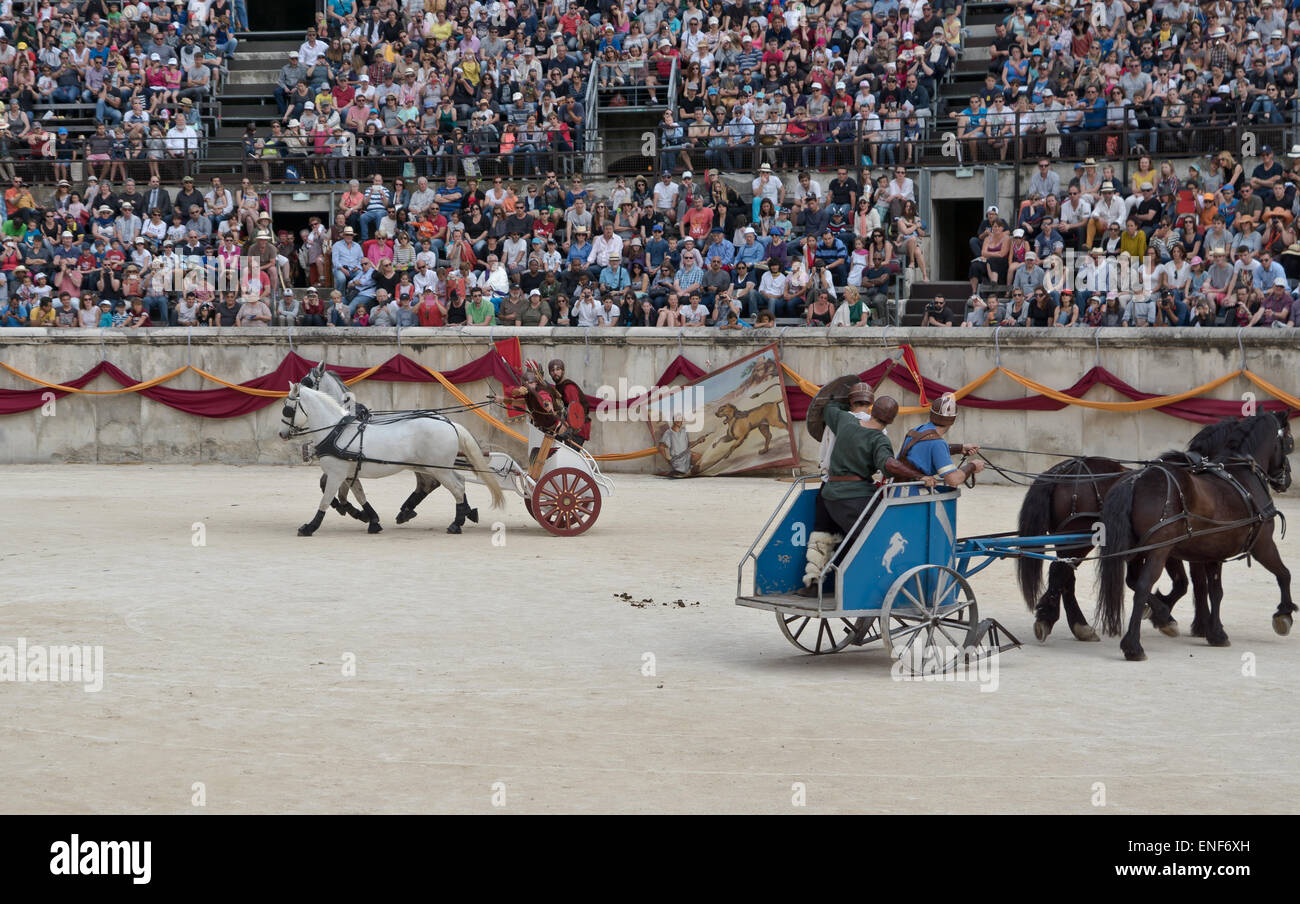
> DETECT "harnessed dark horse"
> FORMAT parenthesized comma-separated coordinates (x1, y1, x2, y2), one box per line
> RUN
(1095, 412, 1294, 661)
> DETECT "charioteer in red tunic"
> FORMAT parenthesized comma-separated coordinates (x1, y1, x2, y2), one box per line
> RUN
(546, 358, 592, 447)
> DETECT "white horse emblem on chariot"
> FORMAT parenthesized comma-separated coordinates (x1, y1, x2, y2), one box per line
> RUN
(882, 532, 907, 573)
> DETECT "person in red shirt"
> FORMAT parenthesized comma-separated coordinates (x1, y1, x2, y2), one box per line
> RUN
(126, 296, 152, 328)
(681, 194, 716, 242)
(760, 36, 784, 68)
(300, 286, 326, 325)
(416, 291, 445, 326)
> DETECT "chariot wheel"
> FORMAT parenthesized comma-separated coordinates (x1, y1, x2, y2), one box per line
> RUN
(531, 466, 601, 536)
(879, 564, 980, 675)
(776, 611, 875, 655)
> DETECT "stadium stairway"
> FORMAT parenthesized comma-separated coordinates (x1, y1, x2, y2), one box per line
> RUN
(899, 280, 972, 325)
(196, 32, 304, 178)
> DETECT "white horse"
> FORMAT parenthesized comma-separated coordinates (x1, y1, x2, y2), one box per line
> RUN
(278, 381, 505, 537)
(299, 362, 446, 528)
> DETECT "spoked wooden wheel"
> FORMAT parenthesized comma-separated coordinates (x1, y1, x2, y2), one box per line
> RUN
(530, 466, 601, 536)
(880, 565, 979, 675)
(776, 612, 876, 655)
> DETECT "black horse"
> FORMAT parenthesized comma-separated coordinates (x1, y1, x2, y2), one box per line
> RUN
(1096, 412, 1294, 661)
(1017, 457, 1188, 642)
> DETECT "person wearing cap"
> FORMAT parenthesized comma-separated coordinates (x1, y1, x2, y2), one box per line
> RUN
(802, 387, 923, 595)
(1254, 277, 1294, 327)
(275, 52, 307, 116)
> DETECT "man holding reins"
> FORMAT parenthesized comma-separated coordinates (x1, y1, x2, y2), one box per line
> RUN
(898, 393, 986, 487)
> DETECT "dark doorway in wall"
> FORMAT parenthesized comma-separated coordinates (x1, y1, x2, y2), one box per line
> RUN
(250, 1, 317, 33)
(932, 198, 984, 281)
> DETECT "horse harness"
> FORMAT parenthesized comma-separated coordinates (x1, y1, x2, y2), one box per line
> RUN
(898, 427, 972, 485)
(282, 394, 467, 475)
(1129, 455, 1281, 563)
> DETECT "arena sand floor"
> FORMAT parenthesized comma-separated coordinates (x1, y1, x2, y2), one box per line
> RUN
(3, 466, 1297, 814)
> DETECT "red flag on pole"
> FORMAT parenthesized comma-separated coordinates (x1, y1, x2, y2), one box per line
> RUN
(899, 344, 928, 406)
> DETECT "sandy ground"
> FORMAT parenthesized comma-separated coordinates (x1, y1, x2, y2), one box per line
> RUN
(2, 465, 1297, 815)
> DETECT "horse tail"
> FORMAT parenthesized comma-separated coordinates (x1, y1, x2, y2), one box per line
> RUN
(454, 422, 506, 509)
(1095, 473, 1138, 637)
(1016, 471, 1057, 611)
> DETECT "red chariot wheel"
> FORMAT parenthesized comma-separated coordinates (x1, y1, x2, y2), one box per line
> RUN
(530, 467, 601, 536)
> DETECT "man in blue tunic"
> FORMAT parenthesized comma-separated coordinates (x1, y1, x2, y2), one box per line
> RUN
(898, 393, 985, 487)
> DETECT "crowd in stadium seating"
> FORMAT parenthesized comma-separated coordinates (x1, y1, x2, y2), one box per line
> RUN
(3, 0, 1300, 328)
(0, 0, 240, 174)
(957, 148, 1300, 328)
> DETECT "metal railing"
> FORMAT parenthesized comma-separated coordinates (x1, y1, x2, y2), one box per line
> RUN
(584, 60, 600, 174)
(0, 120, 869, 185)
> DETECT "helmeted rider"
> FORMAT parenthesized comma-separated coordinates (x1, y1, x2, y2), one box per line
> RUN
(898, 393, 985, 487)
(547, 358, 592, 446)
(801, 386, 926, 596)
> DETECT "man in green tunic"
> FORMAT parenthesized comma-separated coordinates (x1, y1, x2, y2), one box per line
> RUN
(800, 385, 930, 596)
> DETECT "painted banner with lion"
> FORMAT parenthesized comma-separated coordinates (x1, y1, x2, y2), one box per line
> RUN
(641, 344, 798, 476)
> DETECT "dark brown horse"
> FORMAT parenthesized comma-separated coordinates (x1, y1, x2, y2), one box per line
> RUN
(1017, 457, 1188, 642)
(1097, 412, 1294, 661)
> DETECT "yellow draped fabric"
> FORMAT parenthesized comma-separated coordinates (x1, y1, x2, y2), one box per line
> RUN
(3, 356, 1295, 463)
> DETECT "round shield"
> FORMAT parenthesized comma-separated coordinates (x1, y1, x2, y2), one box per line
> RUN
(566, 400, 586, 431)
(806, 374, 864, 441)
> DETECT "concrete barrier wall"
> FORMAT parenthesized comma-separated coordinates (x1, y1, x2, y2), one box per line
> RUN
(1, 328, 1296, 480)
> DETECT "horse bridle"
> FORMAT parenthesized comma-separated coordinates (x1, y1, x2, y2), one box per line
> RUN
(280, 390, 305, 437)
(1273, 424, 1294, 491)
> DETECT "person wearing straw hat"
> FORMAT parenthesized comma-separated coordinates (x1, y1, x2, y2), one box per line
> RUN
(898, 394, 984, 489)
(1280, 242, 1300, 283)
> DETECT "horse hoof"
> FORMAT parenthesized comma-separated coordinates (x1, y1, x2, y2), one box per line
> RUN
(395, 509, 415, 524)
(1190, 620, 1206, 638)
(1158, 620, 1179, 638)
(367, 521, 383, 534)
(297, 525, 315, 537)
(1070, 623, 1100, 643)
(467, 507, 480, 524)
(1207, 635, 1231, 648)
(446, 523, 462, 535)
(1123, 649, 1147, 662)
(1274, 614, 1294, 636)
(1033, 620, 1051, 642)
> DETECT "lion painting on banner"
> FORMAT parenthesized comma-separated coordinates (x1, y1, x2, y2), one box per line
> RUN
(646, 344, 798, 477)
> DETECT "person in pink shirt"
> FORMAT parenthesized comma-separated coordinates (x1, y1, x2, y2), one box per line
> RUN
(363, 237, 393, 266)
(145, 57, 169, 112)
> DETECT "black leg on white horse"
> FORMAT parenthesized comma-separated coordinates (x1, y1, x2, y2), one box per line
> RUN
(301, 472, 345, 536)
(322, 474, 366, 520)
(396, 478, 440, 525)
(447, 498, 478, 535)
(361, 502, 382, 534)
